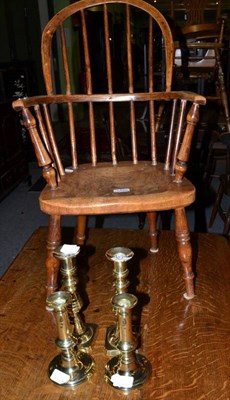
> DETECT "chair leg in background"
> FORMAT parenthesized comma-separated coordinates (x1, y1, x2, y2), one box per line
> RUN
(138, 212, 146, 230)
(147, 211, 159, 253)
(76, 215, 87, 246)
(217, 62, 230, 133)
(223, 205, 230, 235)
(209, 179, 225, 228)
(175, 207, 194, 300)
(46, 215, 61, 296)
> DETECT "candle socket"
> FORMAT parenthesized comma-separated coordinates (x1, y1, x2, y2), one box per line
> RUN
(105, 247, 134, 355)
(53, 245, 97, 352)
(105, 293, 151, 392)
(46, 291, 94, 387)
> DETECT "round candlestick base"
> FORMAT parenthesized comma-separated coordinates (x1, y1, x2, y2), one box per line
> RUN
(105, 353, 151, 392)
(48, 351, 94, 388)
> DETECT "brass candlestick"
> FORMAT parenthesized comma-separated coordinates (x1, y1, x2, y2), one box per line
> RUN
(105, 247, 134, 355)
(106, 247, 133, 293)
(46, 291, 94, 387)
(53, 245, 96, 352)
(105, 293, 150, 392)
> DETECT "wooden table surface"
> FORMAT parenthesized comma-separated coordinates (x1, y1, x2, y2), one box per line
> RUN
(0, 227, 230, 400)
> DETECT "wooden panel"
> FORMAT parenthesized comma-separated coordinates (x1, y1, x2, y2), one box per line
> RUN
(0, 227, 230, 399)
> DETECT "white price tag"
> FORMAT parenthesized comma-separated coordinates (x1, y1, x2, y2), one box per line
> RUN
(64, 167, 74, 173)
(60, 244, 80, 255)
(50, 369, 70, 384)
(113, 188, 130, 193)
(111, 253, 130, 262)
(111, 373, 134, 388)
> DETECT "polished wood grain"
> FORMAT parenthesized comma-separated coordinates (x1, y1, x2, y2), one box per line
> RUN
(0, 227, 230, 399)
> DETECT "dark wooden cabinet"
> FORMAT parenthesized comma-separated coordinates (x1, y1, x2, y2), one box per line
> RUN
(0, 0, 45, 201)
(0, 61, 35, 200)
(0, 100, 28, 200)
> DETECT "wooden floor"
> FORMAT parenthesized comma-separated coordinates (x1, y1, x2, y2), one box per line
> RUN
(0, 227, 230, 399)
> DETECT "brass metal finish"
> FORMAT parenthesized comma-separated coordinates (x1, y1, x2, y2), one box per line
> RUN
(46, 291, 94, 387)
(53, 245, 97, 351)
(105, 247, 134, 355)
(106, 247, 134, 294)
(105, 293, 151, 392)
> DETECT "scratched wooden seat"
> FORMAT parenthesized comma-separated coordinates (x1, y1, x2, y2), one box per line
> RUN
(13, 0, 205, 299)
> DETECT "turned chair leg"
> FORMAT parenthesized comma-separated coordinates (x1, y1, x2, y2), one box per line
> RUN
(147, 211, 159, 253)
(175, 208, 195, 300)
(209, 179, 224, 228)
(223, 205, 230, 235)
(76, 215, 87, 246)
(46, 215, 61, 295)
(217, 63, 230, 133)
(138, 212, 146, 230)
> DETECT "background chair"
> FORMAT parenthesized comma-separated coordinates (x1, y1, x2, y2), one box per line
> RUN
(172, 0, 229, 126)
(209, 173, 230, 237)
(13, 0, 205, 300)
(170, 0, 222, 25)
(209, 132, 230, 236)
(171, 0, 230, 183)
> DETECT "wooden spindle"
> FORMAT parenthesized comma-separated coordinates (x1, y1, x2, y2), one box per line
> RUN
(60, 25, 78, 168)
(175, 102, 200, 182)
(60, 24, 72, 95)
(148, 16, 157, 165)
(126, 5, 133, 95)
(43, 104, 65, 176)
(104, 4, 117, 165)
(68, 102, 78, 169)
(34, 105, 53, 158)
(126, 5, 137, 164)
(81, 10, 92, 94)
(171, 99, 187, 173)
(22, 106, 57, 189)
(89, 103, 97, 166)
(104, 4, 112, 95)
(148, 16, 154, 92)
(81, 9, 97, 165)
(165, 99, 177, 170)
(149, 101, 157, 165)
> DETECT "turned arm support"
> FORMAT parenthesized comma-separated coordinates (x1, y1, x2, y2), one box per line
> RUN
(174, 102, 200, 182)
(21, 107, 58, 189)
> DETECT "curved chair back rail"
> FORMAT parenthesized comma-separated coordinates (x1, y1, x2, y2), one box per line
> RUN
(41, 0, 175, 95)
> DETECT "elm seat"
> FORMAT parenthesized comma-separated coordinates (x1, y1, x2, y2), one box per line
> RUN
(13, 0, 205, 300)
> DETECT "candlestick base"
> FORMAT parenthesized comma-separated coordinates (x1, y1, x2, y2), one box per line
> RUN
(104, 353, 151, 392)
(48, 351, 94, 388)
